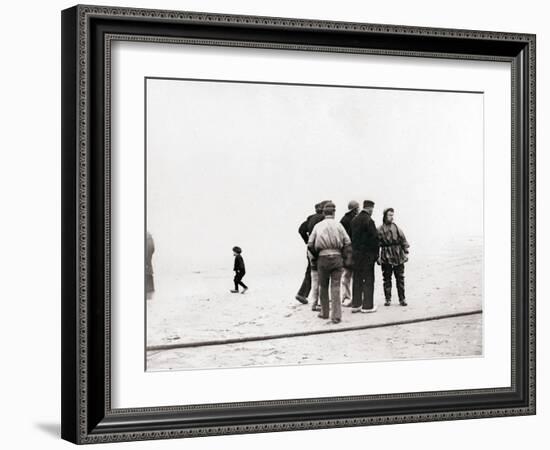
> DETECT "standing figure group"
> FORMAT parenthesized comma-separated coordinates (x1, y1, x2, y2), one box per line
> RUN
(295, 199, 410, 323)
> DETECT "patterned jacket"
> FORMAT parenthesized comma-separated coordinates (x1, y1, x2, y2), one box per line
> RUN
(377, 222, 410, 266)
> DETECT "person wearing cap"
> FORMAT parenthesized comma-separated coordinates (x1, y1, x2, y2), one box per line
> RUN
(295, 201, 328, 305)
(340, 200, 360, 306)
(307, 201, 351, 324)
(350, 200, 379, 313)
(230, 246, 248, 294)
(377, 208, 410, 306)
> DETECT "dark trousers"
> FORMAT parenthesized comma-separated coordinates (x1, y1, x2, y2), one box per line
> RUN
(317, 254, 343, 320)
(382, 263, 405, 301)
(296, 258, 311, 298)
(234, 270, 248, 290)
(352, 252, 376, 309)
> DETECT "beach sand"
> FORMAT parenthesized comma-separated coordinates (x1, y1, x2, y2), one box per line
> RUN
(147, 314, 481, 370)
(146, 237, 482, 371)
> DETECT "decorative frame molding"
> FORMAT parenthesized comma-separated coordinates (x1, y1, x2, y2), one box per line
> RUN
(61, 4, 536, 444)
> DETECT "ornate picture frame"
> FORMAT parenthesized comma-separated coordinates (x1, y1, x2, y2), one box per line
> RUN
(61, 4, 535, 444)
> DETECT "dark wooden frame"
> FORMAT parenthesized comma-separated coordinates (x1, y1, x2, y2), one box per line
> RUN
(61, 4, 536, 444)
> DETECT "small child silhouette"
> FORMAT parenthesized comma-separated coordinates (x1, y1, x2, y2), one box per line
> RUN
(230, 246, 248, 294)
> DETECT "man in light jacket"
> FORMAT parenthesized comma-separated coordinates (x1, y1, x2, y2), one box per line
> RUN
(308, 202, 351, 324)
(295, 201, 327, 304)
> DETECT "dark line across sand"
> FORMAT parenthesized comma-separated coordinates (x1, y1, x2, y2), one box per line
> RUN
(147, 309, 482, 352)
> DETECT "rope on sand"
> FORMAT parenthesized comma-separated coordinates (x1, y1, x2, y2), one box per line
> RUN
(146, 309, 482, 352)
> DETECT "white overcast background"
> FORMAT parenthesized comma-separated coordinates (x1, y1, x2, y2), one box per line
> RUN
(146, 78, 483, 277)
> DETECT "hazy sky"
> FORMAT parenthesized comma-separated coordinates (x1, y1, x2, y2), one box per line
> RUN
(146, 78, 483, 276)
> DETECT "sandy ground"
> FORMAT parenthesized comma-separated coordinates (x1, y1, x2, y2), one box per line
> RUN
(146, 238, 482, 371)
(147, 314, 482, 370)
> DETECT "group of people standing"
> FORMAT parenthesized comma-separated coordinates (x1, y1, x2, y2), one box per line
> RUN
(296, 200, 410, 324)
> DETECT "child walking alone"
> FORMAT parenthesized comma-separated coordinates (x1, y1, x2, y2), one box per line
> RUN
(230, 246, 248, 294)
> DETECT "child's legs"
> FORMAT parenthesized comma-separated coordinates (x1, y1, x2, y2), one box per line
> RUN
(235, 271, 247, 289)
(233, 272, 241, 290)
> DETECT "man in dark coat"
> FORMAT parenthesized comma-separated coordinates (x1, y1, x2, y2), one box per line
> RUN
(350, 200, 379, 313)
(295, 201, 327, 304)
(340, 200, 359, 306)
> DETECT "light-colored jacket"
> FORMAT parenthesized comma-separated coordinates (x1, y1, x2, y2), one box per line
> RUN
(308, 216, 351, 256)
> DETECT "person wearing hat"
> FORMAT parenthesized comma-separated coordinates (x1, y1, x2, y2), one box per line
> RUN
(230, 246, 248, 294)
(350, 200, 379, 313)
(307, 201, 351, 324)
(377, 208, 410, 306)
(295, 201, 328, 305)
(340, 200, 360, 306)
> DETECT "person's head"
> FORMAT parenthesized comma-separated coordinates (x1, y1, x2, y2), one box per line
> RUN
(348, 200, 359, 213)
(314, 202, 323, 214)
(232, 246, 242, 256)
(363, 200, 375, 214)
(383, 207, 395, 224)
(323, 201, 336, 217)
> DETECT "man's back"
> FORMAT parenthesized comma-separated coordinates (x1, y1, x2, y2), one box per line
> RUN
(309, 218, 350, 253)
(340, 210, 357, 239)
(307, 213, 325, 234)
(298, 212, 325, 243)
(351, 211, 379, 253)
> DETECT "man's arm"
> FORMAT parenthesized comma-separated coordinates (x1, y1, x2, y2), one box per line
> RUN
(367, 218, 378, 240)
(298, 219, 309, 244)
(375, 227, 383, 265)
(367, 219, 381, 264)
(339, 223, 351, 248)
(307, 227, 318, 256)
(398, 226, 410, 254)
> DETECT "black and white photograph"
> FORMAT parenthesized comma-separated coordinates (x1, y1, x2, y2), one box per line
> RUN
(145, 77, 484, 371)
(53, 1, 537, 445)
(1, 0, 546, 446)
